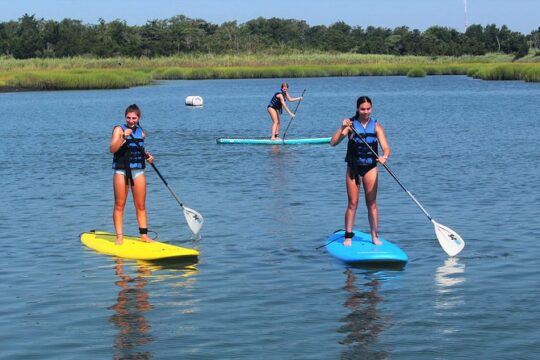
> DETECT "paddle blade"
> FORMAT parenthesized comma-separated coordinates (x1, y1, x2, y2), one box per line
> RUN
(183, 206, 204, 236)
(433, 220, 465, 256)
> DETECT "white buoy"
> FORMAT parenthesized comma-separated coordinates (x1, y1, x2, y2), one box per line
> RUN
(185, 96, 204, 106)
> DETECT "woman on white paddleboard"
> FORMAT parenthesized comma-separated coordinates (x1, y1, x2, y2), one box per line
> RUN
(110, 104, 154, 245)
(330, 96, 391, 246)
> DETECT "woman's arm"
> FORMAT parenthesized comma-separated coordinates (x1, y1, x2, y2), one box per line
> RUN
(376, 123, 391, 164)
(330, 118, 352, 146)
(285, 92, 303, 102)
(278, 94, 295, 117)
(109, 126, 126, 153)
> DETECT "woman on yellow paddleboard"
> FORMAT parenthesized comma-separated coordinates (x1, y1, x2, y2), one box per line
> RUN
(109, 104, 154, 245)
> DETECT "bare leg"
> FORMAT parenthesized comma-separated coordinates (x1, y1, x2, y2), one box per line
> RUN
(363, 167, 381, 245)
(131, 174, 153, 242)
(344, 167, 361, 246)
(113, 173, 129, 245)
(267, 107, 280, 140)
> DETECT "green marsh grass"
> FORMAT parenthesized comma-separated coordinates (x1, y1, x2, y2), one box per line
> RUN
(1, 53, 538, 91)
(407, 67, 427, 77)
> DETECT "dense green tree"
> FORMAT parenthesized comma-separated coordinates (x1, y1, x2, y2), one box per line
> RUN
(363, 26, 392, 54)
(529, 27, 540, 51)
(0, 14, 535, 58)
(0, 21, 18, 56)
(140, 19, 170, 57)
(324, 21, 352, 52)
(305, 25, 328, 51)
(43, 19, 86, 57)
(13, 14, 44, 58)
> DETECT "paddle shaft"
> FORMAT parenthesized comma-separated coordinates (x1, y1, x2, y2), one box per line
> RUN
(282, 89, 306, 141)
(348, 125, 434, 222)
(125, 130, 186, 209)
(148, 162, 186, 208)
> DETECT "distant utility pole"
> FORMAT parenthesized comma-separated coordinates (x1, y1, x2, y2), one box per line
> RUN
(464, 0, 468, 32)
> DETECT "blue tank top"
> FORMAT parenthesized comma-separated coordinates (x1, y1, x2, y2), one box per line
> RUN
(112, 124, 146, 170)
(345, 117, 378, 166)
(268, 90, 286, 112)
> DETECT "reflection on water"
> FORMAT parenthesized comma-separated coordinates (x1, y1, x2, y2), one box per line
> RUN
(136, 258, 199, 287)
(270, 145, 282, 155)
(109, 259, 154, 360)
(107, 258, 199, 359)
(338, 269, 390, 360)
(435, 258, 466, 310)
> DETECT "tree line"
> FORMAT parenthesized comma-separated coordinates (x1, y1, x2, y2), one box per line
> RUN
(1, 14, 538, 59)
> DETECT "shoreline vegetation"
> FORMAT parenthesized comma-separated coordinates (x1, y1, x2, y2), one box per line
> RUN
(1, 53, 539, 91)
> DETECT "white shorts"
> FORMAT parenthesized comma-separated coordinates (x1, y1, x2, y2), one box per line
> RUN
(114, 168, 145, 179)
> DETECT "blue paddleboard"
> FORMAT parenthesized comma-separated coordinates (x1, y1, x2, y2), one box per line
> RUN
(216, 137, 331, 145)
(325, 230, 408, 265)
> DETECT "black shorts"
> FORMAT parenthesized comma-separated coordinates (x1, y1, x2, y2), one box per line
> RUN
(348, 163, 377, 179)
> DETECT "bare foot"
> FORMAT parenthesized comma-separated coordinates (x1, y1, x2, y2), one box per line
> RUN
(141, 234, 154, 243)
(344, 237, 352, 247)
(372, 237, 382, 246)
(115, 235, 123, 245)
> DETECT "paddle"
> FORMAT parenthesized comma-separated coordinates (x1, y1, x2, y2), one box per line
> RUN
(126, 130, 204, 236)
(282, 89, 306, 141)
(348, 123, 465, 257)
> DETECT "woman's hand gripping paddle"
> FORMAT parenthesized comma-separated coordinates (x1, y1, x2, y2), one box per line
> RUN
(282, 89, 306, 141)
(349, 124, 465, 256)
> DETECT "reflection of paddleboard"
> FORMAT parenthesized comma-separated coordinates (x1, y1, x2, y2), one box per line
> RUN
(216, 137, 331, 145)
(325, 230, 408, 265)
(80, 230, 199, 260)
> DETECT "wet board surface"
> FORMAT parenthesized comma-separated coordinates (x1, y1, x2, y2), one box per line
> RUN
(216, 137, 331, 145)
(80, 230, 199, 260)
(325, 230, 408, 265)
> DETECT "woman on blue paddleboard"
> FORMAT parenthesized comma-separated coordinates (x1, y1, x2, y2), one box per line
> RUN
(267, 82, 303, 140)
(330, 96, 391, 246)
(110, 104, 154, 245)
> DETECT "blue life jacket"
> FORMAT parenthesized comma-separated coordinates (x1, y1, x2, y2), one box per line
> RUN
(345, 117, 379, 167)
(112, 124, 146, 171)
(268, 90, 286, 113)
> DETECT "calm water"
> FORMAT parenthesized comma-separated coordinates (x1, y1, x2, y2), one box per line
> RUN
(1, 76, 539, 359)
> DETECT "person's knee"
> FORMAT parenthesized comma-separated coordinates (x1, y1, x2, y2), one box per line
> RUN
(114, 202, 126, 212)
(347, 200, 359, 211)
(134, 202, 146, 212)
(366, 199, 377, 209)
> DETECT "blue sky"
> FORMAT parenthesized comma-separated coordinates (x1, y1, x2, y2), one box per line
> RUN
(1, 0, 538, 34)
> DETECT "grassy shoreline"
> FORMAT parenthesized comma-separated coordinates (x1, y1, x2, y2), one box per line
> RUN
(1, 53, 539, 91)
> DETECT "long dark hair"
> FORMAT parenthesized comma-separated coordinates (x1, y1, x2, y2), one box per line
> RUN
(352, 96, 372, 119)
(125, 103, 141, 118)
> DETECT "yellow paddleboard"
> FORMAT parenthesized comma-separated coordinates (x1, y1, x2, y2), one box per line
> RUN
(80, 230, 199, 260)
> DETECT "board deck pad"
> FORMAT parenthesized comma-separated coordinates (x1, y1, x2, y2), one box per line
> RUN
(325, 230, 408, 265)
(80, 230, 199, 260)
(216, 137, 331, 145)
